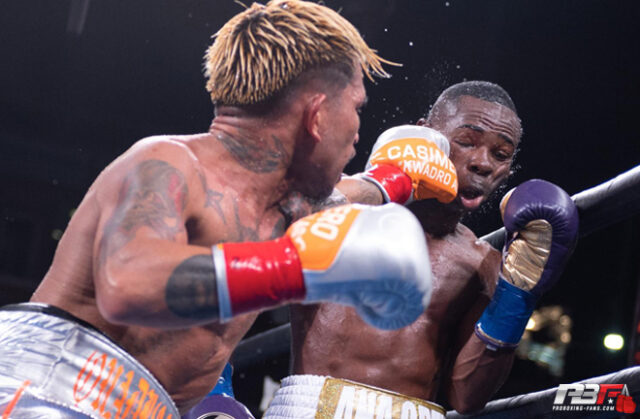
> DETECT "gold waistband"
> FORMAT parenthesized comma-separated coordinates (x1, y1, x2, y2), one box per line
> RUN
(315, 377, 446, 419)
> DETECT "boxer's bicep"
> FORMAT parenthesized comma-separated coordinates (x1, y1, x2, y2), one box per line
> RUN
(443, 295, 511, 413)
(451, 248, 500, 348)
(93, 145, 217, 327)
(444, 264, 514, 413)
(455, 294, 491, 350)
(449, 255, 500, 345)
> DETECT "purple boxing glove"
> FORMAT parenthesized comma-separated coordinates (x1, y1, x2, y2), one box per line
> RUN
(181, 394, 255, 419)
(475, 179, 579, 350)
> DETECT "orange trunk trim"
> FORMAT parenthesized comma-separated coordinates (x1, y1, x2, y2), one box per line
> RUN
(2, 380, 31, 419)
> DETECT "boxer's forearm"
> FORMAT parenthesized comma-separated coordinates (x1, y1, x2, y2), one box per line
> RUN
(95, 239, 223, 329)
(336, 177, 384, 205)
(446, 334, 515, 414)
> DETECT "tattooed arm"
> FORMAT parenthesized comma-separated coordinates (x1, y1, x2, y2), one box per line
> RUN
(336, 176, 384, 205)
(93, 139, 223, 329)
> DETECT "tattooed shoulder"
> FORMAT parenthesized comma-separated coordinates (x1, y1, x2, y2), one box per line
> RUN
(98, 159, 189, 265)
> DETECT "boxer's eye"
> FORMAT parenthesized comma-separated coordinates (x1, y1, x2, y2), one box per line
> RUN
(494, 151, 510, 161)
(493, 146, 514, 161)
(455, 139, 473, 148)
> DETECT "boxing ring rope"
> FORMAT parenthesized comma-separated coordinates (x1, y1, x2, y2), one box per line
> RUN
(446, 366, 640, 418)
(232, 164, 640, 372)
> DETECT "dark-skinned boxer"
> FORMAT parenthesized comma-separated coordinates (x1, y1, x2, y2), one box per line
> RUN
(265, 81, 579, 418)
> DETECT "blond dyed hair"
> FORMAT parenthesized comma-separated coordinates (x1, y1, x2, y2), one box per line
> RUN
(205, 0, 396, 106)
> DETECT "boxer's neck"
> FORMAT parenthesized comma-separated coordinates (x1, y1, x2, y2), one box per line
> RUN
(196, 116, 298, 212)
(408, 199, 464, 237)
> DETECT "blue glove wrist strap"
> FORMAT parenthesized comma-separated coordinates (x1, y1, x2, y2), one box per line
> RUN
(475, 276, 538, 349)
(208, 363, 235, 397)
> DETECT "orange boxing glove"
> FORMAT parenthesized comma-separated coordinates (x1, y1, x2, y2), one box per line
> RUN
(356, 125, 458, 204)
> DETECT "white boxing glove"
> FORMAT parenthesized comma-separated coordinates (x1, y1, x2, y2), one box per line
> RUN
(214, 203, 432, 330)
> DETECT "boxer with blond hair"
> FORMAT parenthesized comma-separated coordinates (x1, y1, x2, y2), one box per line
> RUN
(0, 2, 437, 417)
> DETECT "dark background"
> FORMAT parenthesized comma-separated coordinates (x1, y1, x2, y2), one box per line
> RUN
(1, 0, 639, 415)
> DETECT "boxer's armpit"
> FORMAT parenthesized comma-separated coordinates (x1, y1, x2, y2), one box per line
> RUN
(273, 191, 347, 237)
(216, 130, 291, 173)
(270, 216, 287, 240)
(98, 159, 189, 266)
(166, 254, 219, 319)
(315, 188, 349, 210)
(277, 192, 318, 227)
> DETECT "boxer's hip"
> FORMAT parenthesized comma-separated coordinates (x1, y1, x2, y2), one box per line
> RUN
(264, 374, 445, 419)
(0, 303, 179, 418)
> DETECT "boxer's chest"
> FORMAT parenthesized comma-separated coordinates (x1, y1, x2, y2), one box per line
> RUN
(424, 234, 486, 325)
(188, 195, 288, 246)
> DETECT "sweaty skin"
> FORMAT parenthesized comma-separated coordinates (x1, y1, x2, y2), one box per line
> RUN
(291, 95, 522, 413)
(31, 70, 366, 413)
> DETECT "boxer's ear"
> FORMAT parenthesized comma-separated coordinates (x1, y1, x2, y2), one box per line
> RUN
(304, 93, 327, 143)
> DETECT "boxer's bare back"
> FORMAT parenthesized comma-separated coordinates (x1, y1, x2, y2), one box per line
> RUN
(31, 131, 314, 411)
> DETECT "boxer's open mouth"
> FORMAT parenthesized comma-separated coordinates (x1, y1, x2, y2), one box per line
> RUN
(460, 186, 484, 209)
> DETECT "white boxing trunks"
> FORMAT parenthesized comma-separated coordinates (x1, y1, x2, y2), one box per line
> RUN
(263, 375, 446, 419)
(0, 303, 179, 418)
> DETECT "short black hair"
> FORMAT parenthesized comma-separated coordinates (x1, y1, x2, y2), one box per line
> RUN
(427, 80, 517, 120)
